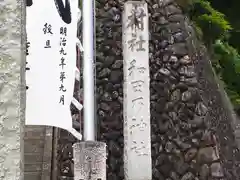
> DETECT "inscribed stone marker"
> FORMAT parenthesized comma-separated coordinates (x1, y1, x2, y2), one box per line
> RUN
(122, 2, 152, 180)
(73, 141, 106, 180)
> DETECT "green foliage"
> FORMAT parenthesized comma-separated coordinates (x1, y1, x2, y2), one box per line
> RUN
(196, 14, 231, 43)
(192, 22, 203, 39)
(79, 0, 82, 9)
(212, 40, 240, 108)
(189, 0, 232, 44)
(208, 0, 240, 52)
(225, 89, 240, 108)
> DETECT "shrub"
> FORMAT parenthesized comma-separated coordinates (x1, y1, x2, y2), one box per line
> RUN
(213, 40, 240, 107)
(189, 0, 232, 44)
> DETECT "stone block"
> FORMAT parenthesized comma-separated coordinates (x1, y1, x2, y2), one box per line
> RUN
(24, 126, 46, 139)
(24, 152, 45, 164)
(211, 163, 224, 178)
(197, 147, 220, 164)
(24, 172, 41, 180)
(25, 163, 42, 172)
(24, 139, 44, 153)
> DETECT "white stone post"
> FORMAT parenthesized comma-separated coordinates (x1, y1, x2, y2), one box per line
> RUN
(0, 0, 25, 180)
(122, 1, 152, 180)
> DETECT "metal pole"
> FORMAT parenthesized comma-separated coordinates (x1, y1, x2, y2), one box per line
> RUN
(82, 0, 95, 141)
(74, 2, 107, 180)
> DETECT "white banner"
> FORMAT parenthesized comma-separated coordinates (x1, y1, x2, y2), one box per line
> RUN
(26, 0, 81, 138)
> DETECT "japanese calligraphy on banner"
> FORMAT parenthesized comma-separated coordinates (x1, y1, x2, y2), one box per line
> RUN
(26, 0, 80, 134)
(123, 2, 152, 180)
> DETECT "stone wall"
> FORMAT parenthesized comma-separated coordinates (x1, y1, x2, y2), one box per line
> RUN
(57, 129, 78, 179)
(24, 126, 53, 180)
(57, 0, 240, 179)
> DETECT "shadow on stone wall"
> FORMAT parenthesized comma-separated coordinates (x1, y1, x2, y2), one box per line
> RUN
(56, 0, 240, 180)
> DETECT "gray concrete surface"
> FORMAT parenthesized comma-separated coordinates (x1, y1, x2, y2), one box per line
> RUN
(0, 0, 25, 180)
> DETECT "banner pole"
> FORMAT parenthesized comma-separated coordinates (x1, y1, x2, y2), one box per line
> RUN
(74, 2, 107, 180)
(82, 0, 95, 141)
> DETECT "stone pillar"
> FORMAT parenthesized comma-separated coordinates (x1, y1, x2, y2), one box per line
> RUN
(122, 2, 152, 180)
(0, 0, 25, 180)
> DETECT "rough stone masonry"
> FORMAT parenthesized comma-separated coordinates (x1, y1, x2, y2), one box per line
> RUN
(0, 0, 25, 180)
(57, 0, 240, 180)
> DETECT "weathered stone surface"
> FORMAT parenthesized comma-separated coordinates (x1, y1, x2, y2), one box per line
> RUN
(211, 163, 224, 178)
(184, 148, 197, 162)
(41, 127, 54, 180)
(24, 139, 44, 153)
(24, 172, 41, 180)
(169, 14, 185, 23)
(197, 147, 219, 164)
(200, 164, 210, 180)
(24, 153, 47, 164)
(0, 1, 25, 180)
(181, 172, 195, 180)
(25, 164, 42, 172)
(73, 141, 107, 180)
(167, 43, 188, 56)
(24, 126, 53, 180)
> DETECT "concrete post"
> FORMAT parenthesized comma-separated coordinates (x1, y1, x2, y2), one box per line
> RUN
(122, 1, 152, 180)
(0, 0, 25, 180)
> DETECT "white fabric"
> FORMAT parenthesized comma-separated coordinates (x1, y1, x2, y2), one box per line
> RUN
(26, 0, 82, 140)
